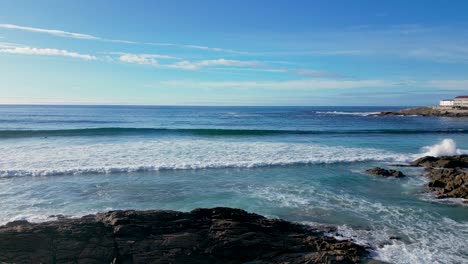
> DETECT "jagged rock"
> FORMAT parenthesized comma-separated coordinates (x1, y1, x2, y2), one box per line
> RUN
(426, 169, 468, 199)
(366, 167, 405, 178)
(410, 155, 468, 168)
(410, 155, 468, 199)
(0, 207, 369, 264)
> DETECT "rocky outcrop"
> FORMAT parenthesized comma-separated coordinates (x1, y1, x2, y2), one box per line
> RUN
(410, 155, 468, 168)
(410, 155, 468, 200)
(366, 167, 405, 178)
(0, 207, 369, 264)
(426, 168, 468, 199)
(371, 107, 468, 117)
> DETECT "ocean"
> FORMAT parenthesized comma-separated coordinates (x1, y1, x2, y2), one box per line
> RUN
(0, 105, 467, 264)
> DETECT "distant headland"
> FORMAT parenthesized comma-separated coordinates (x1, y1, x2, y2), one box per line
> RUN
(372, 95, 468, 117)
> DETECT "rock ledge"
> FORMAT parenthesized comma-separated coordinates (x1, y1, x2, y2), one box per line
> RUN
(411, 155, 468, 199)
(0, 207, 368, 264)
(371, 107, 468, 117)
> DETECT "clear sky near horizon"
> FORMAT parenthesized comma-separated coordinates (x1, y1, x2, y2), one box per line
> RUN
(0, 0, 467, 106)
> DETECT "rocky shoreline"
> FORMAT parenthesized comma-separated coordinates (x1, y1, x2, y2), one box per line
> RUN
(371, 106, 468, 117)
(410, 155, 468, 200)
(2, 156, 466, 263)
(0, 207, 370, 264)
(372, 155, 468, 201)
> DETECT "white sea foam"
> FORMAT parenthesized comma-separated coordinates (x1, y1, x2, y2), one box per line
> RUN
(316, 111, 379, 116)
(1, 138, 465, 177)
(420, 138, 463, 157)
(248, 185, 468, 264)
(0, 139, 409, 177)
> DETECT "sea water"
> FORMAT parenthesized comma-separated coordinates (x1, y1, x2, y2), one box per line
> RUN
(0, 105, 467, 264)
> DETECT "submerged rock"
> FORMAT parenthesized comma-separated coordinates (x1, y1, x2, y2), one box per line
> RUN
(366, 167, 405, 178)
(410, 155, 468, 199)
(0, 207, 368, 264)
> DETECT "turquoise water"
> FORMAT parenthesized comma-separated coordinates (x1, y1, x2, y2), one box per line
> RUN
(0, 105, 467, 263)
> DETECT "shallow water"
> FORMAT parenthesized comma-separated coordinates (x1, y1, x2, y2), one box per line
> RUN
(0, 105, 467, 264)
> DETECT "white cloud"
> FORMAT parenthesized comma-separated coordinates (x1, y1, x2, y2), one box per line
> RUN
(0, 23, 99, 40)
(119, 54, 159, 65)
(255, 50, 366, 56)
(170, 60, 199, 70)
(112, 53, 179, 65)
(108, 53, 260, 70)
(425, 80, 468, 90)
(157, 79, 396, 90)
(406, 48, 468, 63)
(295, 69, 346, 78)
(0, 47, 96, 60)
(0, 23, 246, 53)
(0, 41, 22, 49)
(170, 59, 261, 70)
(144, 43, 248, 54)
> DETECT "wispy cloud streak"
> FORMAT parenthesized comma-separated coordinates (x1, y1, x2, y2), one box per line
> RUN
(170, 59, 261, 70)
(0, 23, 99, 40)
(0, 23, 247, 53)
(0, 46, 96, 60)
(156, 79, 396, 90)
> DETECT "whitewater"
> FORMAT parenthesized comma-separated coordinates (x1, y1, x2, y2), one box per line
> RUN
(0, 105, 467, 264)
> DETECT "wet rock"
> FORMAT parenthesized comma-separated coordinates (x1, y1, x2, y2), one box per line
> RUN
(426, 169, 468, 199)
(410, 155, 468, 199)
(0, 207, 369, 264)
(366, 167, 405, 178)
(370, 111, 404, 116)
(410, 155, 468, 168)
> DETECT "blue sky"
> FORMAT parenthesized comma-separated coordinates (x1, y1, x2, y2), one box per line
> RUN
(0, 0, 467, 106)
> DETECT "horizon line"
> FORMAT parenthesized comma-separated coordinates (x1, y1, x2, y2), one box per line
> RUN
(0, 103, 421, 107)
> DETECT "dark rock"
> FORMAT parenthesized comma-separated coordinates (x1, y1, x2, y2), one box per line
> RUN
(0, 207, 369, 264)
(366, 167, 405, 178)
(410, 155, 468, 168)
(410, 155, 468, 199)
(370, 107, 468, 117)
(369, 111, 404, 116)
(389, 164, 413, 167)
(425, 169, 468, 199)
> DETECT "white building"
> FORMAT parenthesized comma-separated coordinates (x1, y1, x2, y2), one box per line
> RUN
(454, 96, 468, 108)
(439, 99, 454, 106)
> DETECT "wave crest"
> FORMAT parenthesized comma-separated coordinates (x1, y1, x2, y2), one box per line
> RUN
(0, 140, 408, 177)
(420, 138, 465, 157)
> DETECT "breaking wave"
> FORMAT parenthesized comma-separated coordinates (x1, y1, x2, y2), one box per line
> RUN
(0, 140, 408, 177)
(316, 111, 380, 116)
(420, 138, 466, 157)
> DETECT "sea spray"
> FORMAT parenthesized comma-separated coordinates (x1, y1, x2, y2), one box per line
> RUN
(421, 138, 461, 157)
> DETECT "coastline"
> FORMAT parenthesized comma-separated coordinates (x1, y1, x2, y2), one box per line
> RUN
(1, 105, 467, 263)
(372, 106, 468, 117)
(0, 207, 369, 264)
(1, 155, 466, 263)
